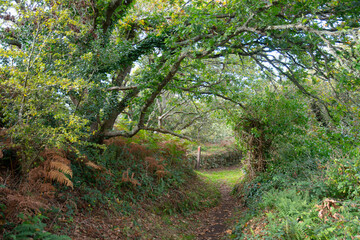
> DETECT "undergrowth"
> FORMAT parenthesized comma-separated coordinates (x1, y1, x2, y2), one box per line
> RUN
(68, 134, 216, 215)
(231, 128, 360, 240)
(1, 132, 220, 239)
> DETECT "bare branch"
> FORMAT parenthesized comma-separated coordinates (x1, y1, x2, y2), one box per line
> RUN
(104, 126, 140, 138)
(104, 124, 193, 141)
(143, 127, 193, 141)
(178, 115, 202, 131)
(137, 53, 188, 128)
(104, 52, 188, 139)
(107, 86, 138, 91)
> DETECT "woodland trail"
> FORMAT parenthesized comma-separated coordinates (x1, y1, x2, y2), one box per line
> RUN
(195, 167, 242, 239)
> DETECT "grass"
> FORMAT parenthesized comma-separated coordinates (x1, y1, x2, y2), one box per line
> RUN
(196, 166, 244, 187)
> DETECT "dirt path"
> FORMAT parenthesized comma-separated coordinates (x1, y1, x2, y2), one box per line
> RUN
(196, 180, 238, 240)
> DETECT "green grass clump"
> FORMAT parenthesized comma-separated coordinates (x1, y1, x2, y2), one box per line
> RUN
(196, 167, 244, 187)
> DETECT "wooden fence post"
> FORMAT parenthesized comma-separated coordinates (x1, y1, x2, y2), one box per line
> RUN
(196, 146, 201, 169)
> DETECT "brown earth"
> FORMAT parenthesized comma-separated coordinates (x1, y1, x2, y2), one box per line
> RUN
(196, 180, 239, 239)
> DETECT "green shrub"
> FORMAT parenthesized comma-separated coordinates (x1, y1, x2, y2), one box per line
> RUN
(326, 156, 360, 199)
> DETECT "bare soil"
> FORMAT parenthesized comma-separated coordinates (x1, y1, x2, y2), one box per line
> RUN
(196, 180, 238, 239)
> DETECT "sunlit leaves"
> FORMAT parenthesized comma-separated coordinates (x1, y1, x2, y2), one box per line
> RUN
(0, 0, 95, 154)
(1, 0, 360, 150)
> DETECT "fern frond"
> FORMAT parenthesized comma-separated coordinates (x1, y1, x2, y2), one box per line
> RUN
(145, 156, 158, 171)
(85, 160, 104, 170)
(121, 169, 141, 186)
(41, 148, 70, 163)
(31, 148, 74, 189)
(103, 137, 126, 147)
(51, 155, 71, 165)
(47, 161, 73, 178)
(130, 175, 141, 186)
(46, 170, 73, 189)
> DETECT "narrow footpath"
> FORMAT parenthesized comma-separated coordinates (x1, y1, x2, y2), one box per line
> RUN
(195, 167, 242, 239)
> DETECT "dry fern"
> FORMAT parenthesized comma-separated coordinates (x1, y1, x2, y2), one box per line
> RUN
(84, 160, 102, 170)
(28, 167, 46, 183)
(39, 183, 56, 193)
(103, 137, 126, 147)
(41, 149, 70, 165)
(47, 161, 73, 178)
(128, 142, 152, 159)
(76, 154, 104, 170)
(46, 170, 73, 189)
(122, 169, 141, 187)
(155, 170, 168, 180)
(145, 156, 158, 172)
(1, 187, 48, 221)
(28, 148, 74, 191)
(316, 198, 342, 221)
(144, 156, 168, 179)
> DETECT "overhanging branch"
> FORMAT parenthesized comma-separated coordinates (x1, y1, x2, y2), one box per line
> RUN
(107, 86, 138, 91)
(143, 127, 193, 141)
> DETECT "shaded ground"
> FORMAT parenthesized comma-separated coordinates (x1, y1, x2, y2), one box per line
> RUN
(194, 166, 242, 239)
(0, 162, 243, 240)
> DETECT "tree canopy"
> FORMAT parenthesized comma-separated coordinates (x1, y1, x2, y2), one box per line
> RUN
(2, 1, 360, 238)
(1, 0, 359, 152)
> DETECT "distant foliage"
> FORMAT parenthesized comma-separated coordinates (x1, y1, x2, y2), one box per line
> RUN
(187, 142, 242, 169)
